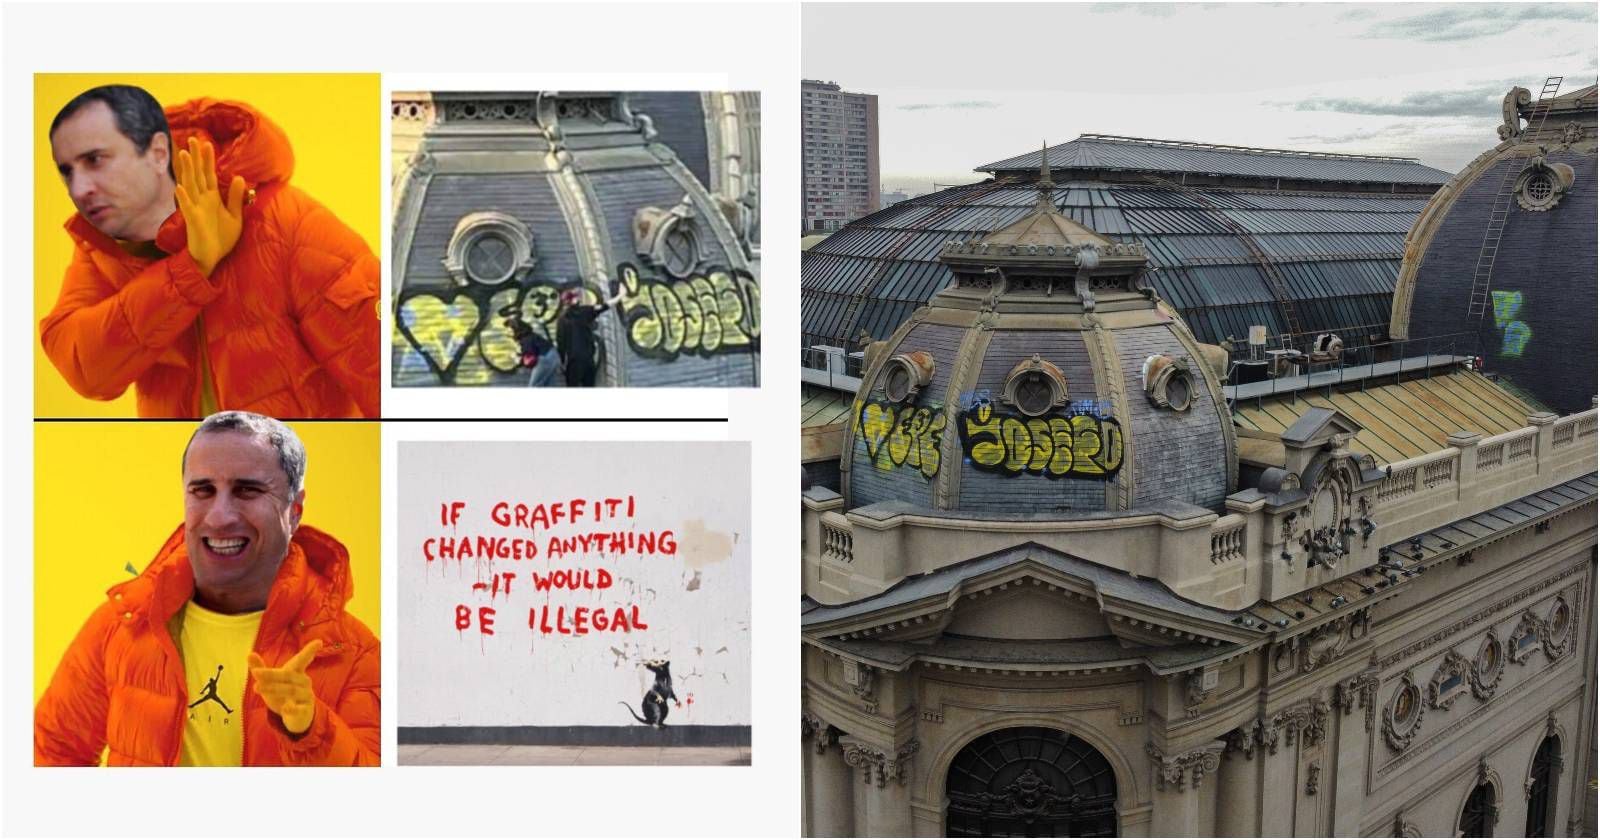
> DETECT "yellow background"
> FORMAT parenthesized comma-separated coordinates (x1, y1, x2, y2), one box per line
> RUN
(34, 421, 381, 705)
(33, 73, 381, 418)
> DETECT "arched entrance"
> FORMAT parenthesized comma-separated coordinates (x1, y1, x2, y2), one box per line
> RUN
(945, 727, 1118, 837)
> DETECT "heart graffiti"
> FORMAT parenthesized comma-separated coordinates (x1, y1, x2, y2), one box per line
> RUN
(398, 294, 481, 376)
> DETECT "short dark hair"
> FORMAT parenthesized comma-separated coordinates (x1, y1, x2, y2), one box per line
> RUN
(50, 85, 173, 169)
(183, 411, 308, 495)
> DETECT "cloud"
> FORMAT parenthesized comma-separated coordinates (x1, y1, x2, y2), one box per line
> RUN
(1368, 3, 1595, 43)
(1088, 2, 1178, 17)
(1284, 84, 1511, 118)
(897, 100, 1002, 112)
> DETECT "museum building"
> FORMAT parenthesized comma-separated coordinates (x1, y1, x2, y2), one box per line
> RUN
(800, 84, 1597, 837)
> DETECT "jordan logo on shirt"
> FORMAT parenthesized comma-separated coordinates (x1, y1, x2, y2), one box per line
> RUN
(188, 665, 233, 714)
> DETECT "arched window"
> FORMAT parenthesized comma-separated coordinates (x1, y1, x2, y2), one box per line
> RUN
(946, 727, 1118, 837)
(1459, 779, 1496, 837)
(1525, 735, 1560, 837)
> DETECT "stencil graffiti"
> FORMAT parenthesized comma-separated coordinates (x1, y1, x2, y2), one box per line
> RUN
(959, 403, 1125, 478)
(395, 281, 598, 385)
(855, 399, 946, 479)
(1490, 290, 1531, 358)
(617, 263, 760, 360)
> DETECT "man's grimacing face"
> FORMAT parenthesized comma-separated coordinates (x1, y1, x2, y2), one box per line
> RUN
(182, 430, 303, 611)
(50, 99, 171, 241)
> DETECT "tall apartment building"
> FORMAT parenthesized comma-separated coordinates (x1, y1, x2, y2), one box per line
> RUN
(802, 80, 880, 233)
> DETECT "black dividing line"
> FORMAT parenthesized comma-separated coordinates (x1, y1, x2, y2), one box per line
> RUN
(34, 416, 730, 423)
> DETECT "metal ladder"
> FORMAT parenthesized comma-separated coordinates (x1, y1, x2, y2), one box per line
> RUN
(1466, 75, 1563, 325)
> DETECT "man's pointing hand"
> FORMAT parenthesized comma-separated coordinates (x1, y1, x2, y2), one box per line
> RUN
(248, 639, 321, 735)
(174, 137, 246, 277)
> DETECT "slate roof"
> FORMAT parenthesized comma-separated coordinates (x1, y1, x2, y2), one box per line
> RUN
(980, 134, 1452, 186)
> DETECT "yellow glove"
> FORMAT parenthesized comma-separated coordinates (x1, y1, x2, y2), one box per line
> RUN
(174, 136, 246, 277)
(248, 639, 321, 735)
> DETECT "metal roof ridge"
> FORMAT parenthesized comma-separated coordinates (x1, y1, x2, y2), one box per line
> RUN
(1071, 133, 1426, 164)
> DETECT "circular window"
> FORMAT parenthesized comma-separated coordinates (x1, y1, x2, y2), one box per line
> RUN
(1526, 173, 1554, 203)
(878, 352, 936, 404)
(659, 223, 700, 278)
(1164, 373, 1193, 412)
(883, 364, 913, 403)
(1013, 371, 1056, 416)
(465, 232, 516, 284)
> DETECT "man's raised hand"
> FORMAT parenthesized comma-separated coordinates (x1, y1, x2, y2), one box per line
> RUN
(248, 639, 321, 735)
(173, 137, 246, 277)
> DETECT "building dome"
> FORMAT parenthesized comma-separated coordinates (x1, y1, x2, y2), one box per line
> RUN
(842, 162, 1237, 514)
(803, 134, 1449, 358)
(1391, 83, 1597, 414)
(391, 91, 760, 387)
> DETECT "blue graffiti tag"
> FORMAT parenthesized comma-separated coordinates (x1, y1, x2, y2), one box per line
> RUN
(1490, 291, 1531, 358)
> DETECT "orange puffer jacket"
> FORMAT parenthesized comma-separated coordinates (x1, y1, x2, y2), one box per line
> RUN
(39, 98, 379, 418)
(34, 525, 380, 766)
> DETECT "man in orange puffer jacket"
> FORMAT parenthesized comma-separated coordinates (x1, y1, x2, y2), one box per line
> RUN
(41, 85, 379, 418)
(34, 411, 379, 766)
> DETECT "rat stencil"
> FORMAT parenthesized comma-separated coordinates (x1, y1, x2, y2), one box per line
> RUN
(618, 660, 678, 727)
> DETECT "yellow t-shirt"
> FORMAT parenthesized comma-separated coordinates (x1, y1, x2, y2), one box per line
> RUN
(170, 601, 262, 767)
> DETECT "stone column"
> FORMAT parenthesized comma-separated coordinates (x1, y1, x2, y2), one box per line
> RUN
(1146, 741, 1224, 837)
(841, 738, 919, 837)
(1258, 714, 1299, 837)
(1448, 430, 1482, 507)
(1332, 673, 1378, 836)
(1217, 724, 1264, 836)
(804, 717, 854, 837)
(1529, 412, 1558, 475)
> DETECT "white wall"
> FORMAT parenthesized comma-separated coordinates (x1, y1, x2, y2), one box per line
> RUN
(398, 441, 751, 727)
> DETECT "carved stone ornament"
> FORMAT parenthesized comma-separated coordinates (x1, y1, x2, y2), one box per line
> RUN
(1305, 761, 1321, 796)
(801, 712, 839, 754)
(1561, 121, 1583, 145)
(1300, 609, 1368, 673)
(1498, 87, 1532, 140)
(1393, 810, 1422, 838)
(1146, 742, 1223, 792)
(841, 738, 919, 787)
(1334, 670, 1380, 733)
(1427, 649, 1470, 710)
(1469, 630, 1506, 701)
(1510, 608, 1544, 665)
(842, 659, 878, 710)
(1271, 698, 1331, 749)
(1540, 594, 1574, 659)
(1383, 671, 1425, 752)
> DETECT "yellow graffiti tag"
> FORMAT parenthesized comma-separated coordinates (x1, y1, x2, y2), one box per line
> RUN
(855, 399, 945, 479)
(959, 405, 1124, 478)
(619, 265, 760, 360)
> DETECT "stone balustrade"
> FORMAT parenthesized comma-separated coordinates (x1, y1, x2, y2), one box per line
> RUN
(802, 407, 1597, 611)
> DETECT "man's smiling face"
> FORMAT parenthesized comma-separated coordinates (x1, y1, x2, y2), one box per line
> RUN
(50, 99, 172, 241)
(182, 430, 303, 613)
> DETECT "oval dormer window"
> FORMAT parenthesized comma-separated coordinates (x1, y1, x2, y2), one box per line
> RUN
(1001, 355, 1068, 417)
(879, 351, 936, 404)
(1143, 354, 1196, 412)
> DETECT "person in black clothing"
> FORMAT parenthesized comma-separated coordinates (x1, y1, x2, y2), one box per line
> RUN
(556, 283, 624, 387)
(501, 307, 560, 387)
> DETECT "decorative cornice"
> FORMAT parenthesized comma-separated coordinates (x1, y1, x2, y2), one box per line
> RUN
(1146, 741, 1224, 791)
(1376, 564, 1584, 670)
(841, 738, 920, 787)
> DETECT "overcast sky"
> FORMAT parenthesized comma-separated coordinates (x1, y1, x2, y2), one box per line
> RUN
(802, 2, 1598, 195)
